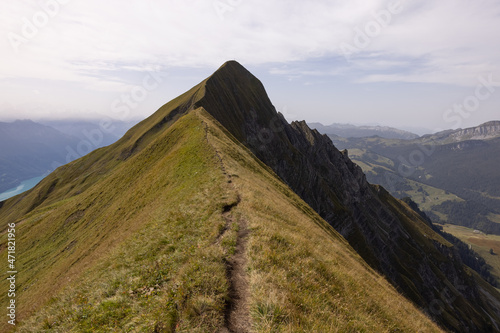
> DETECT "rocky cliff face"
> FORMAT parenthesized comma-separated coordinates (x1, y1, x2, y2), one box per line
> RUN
(192, 61, 500, 332)
(450, 121, 500, 141)
(427, 121, 500, 144)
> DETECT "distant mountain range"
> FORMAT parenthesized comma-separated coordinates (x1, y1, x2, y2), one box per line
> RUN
(0, 120, 79, 193)
(1, 61, 499, 332)
(309, 122, 420, 140)
(0, 119, 136, 194)
(41, 119, 138, 147)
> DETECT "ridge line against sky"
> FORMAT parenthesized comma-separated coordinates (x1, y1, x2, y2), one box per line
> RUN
(1, 0, 499, 132)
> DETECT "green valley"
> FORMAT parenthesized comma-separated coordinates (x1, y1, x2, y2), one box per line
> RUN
(326, 127, 500, 235)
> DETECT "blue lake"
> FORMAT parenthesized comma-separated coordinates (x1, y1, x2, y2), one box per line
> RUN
(0, 176, 46, 201)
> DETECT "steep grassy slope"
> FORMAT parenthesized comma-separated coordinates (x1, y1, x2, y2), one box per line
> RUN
(0, 106, 443, 332)
(199, 110, 443, 332)
(0, 79, 207, 226)
(1, 110, 234, 332)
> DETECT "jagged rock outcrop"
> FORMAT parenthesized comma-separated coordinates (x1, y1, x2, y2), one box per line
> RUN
(450, 121, 500, 141)
(425, 121, 500, 144)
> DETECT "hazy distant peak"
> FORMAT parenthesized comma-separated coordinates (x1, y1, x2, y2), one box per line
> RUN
(12, 119, 36, 124)
(309, 122, 419, 140)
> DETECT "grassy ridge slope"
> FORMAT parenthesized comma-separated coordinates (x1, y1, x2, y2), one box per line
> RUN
(1, 111, 233, 332)
(191, 62, 500, 331)
(0, 108, 442, 332)
(201, 109, 442, 332)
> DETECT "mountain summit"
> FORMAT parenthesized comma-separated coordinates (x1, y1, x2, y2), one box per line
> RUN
(197, 62, 500, 331)
(1, 61, 499, 332)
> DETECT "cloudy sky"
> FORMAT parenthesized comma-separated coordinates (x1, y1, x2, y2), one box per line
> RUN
(1, 0, 499, 134)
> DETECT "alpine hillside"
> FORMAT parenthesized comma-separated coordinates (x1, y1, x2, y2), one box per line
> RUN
(0, 61, 499, 332)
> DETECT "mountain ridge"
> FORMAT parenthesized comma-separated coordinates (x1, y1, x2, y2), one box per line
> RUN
(177, 61, 500, 332)
(0, 102, 442, 332)
(424, 120, 500, 143)
(1, 61, 499, 332)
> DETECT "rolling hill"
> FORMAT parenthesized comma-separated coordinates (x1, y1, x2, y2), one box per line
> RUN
(1, 61, 499, 332)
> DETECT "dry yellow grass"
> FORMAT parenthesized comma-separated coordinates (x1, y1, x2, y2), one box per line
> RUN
(0, 108, 443, 332)
(442, 224, 500, 287)
(201, 109, 443, 332)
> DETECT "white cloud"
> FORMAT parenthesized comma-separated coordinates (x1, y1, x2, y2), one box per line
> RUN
(2, 0, 498, 84)
(0, 0, 499, 121)
(359, 0, 500, 84)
